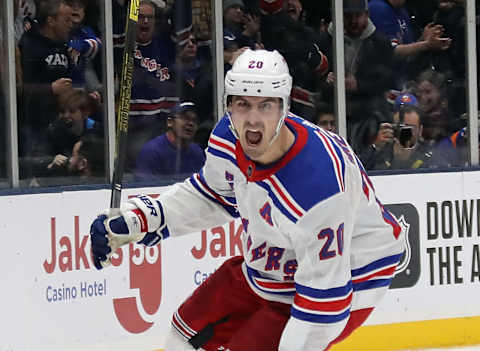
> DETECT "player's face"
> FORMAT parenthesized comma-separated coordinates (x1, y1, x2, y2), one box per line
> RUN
(344, 11, 368, 38)
(170, 110, 198, 142)
(230, 96, 283, 162)
(71, 4, 85, 29)
(316, 113, 336, 133)
(52, 3, 73, 41)
(283, 0, 302, 21)
(224, 5, 244, 25)
(417, 80, 442, 114)
(137, 3, 155, 44)
(60, 108, 85, 136)
(179, 35, 197, 60)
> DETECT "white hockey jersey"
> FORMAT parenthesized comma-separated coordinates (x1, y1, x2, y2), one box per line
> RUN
(157, 114, 405, 350)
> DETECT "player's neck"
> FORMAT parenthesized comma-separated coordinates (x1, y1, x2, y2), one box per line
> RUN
(255, 123, 295, 165)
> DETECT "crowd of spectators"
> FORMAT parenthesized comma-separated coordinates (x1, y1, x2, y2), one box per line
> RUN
(0, 0, 476, 188)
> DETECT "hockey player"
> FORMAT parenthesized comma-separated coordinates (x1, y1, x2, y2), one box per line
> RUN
(90, 49, 405, 350)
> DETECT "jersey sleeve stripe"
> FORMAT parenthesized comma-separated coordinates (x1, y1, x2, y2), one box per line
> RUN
(245, 265, 296, 295)
(351, 254, 403, 278)
(207, 136, 237, 164)
(206, 147, 237, 165)
(208, 136, 236, 158)
(189, 173, 239, 218)
(295, 281, 353, 299)
(315, 130, 345, 192)
(172, 310, 196, 339)
(351, 265, 397, 284)
(253, 277, 296, 291)
(353, 278, 393, 292)
(210, 134, 236, 152)
(294, 291, 353, 313)
(291, 307, 350, 324)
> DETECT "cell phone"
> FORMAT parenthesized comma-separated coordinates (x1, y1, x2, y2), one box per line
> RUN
(399, 126, 413, 148)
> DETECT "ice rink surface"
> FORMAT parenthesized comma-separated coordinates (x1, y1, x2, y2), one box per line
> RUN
(404, 347, 480, 351)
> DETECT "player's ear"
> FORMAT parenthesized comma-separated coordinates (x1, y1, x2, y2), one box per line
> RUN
(167, 116, 174, 129)
(78, 157, 88, 172)
(47, 15, 55, 26)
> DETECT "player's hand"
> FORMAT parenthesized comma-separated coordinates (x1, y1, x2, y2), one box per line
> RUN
(51, 78, 72, 95)
(326, 71, 335, 86)
(422, 22, 445, 42)
(47, 154, 68, 169)
(393, 138, 414, 161)
(90, 196, 166, 269)
(345, 75, 358, 92)
(242, 14, 261, 37)
(374, 123, 394, 150)
(427, 36, 452, 51)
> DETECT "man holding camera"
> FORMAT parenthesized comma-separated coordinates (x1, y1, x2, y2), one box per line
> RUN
(360, 102, 451, 170)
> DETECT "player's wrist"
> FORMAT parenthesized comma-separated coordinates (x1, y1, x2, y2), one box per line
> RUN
(128, 195, 165, 234)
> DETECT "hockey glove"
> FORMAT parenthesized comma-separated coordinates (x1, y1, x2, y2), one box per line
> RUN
(90, 195, 167, 269)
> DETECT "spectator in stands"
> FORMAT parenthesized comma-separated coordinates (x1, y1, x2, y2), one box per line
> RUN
(434, 109, 479, 168)
(431, 0, 467, 118)
(172, 33, 214, 127)
(223, 29, 248, 74)
(68, 133, 105, 179)
(369, 0, 451, 56)
(368, 0, 452, 88)
(359, 92, 417, 168)
(191, 0, 212, 52)
(125, 0, 193, 172)
(14, 0, 36, 43)
(67, 0, 102, 89)
(314, 102, 336, 133)
(45, 88, 102, 161)
(319, 0, 395, 154)
(18, 0, 74, 168)
(415, 69, 461, 142)
(134, 101, 205, 181)
(22, 88, 102, 182)
(282, 0, 303, 22)
(223, 0, 261, 50)
(260, 0, 329, 120)
(360, 104, 451, 170)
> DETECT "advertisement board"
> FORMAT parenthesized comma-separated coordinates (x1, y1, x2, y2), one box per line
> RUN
(0, 171, 479, 350)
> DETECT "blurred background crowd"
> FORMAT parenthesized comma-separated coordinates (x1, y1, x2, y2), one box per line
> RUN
(0, 0, 477, 188)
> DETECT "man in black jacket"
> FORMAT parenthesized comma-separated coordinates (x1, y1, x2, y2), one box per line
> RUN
(18, 0, 73, 166)
(260, 0, 329, 121)
(319, 0, 395, 154)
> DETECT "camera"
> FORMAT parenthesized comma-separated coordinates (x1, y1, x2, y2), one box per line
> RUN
(394, 124, 414, 148)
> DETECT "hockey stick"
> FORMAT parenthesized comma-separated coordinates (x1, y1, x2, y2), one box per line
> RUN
(102, 0, 139, 268)
(110, 0, 139, 209)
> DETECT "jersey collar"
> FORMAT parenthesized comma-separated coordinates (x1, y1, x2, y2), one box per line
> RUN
(235, 118, 308, 182)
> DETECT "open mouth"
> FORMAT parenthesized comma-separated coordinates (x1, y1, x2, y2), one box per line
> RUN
(287, 6, 297, 15)
(140, 25, 150, 34)
(245, 130, 262, 146)
(184, 127, 194, 136)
